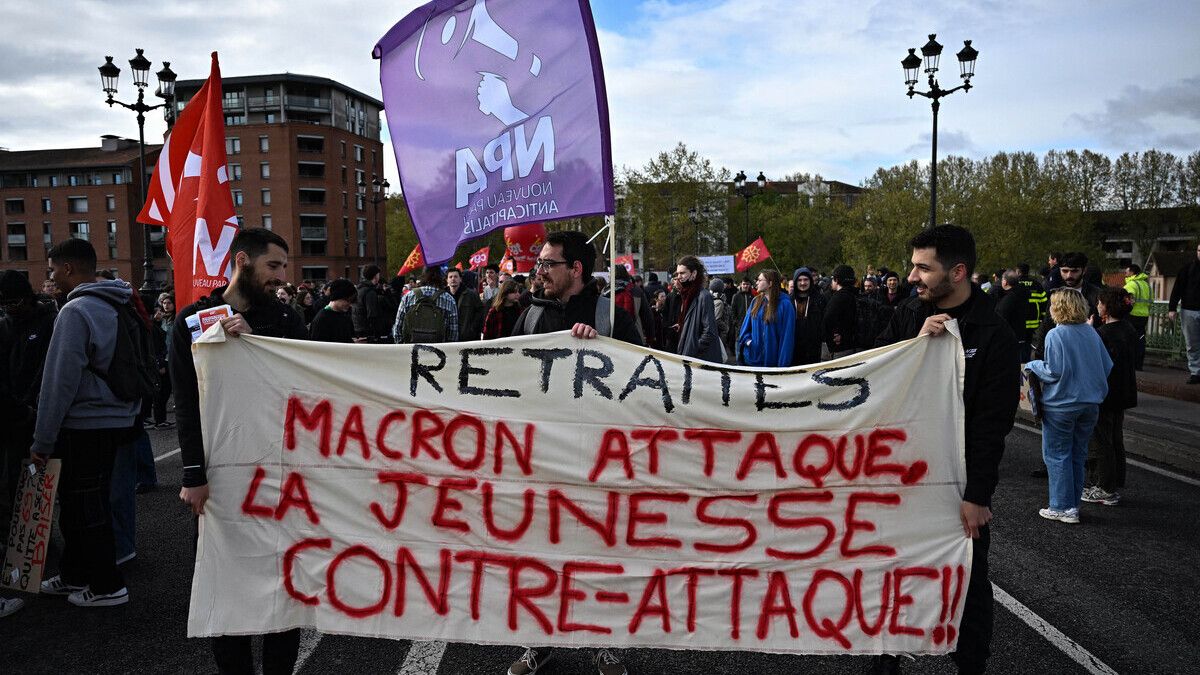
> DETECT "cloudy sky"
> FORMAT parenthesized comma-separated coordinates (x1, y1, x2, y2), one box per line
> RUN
(3, 0, 1197, 187)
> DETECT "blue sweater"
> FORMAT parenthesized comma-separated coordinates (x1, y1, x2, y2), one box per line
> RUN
(737, 296, 796, 367)
(1025, 323, 1112, 409)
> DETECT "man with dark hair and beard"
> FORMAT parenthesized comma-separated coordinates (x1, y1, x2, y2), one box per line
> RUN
(872, 225, 1019, 675)
(1032, 251, 1101, 360)
(169, 227, 308, 674)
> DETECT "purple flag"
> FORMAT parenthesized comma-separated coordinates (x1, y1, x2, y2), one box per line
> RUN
(374, 0, 614, 265)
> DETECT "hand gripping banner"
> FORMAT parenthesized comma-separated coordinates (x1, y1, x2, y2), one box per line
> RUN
(188, 325, 971, 655)
(373, 0, 615, 265)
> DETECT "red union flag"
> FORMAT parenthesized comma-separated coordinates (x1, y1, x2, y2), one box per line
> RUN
(614, 254, 636, 276)
(468, 246, 490, 271)
(735, 237, 771, 273)
(137, 52, 237, 307)
(499, 254, 515, 275)
(397, 244, 424, 276)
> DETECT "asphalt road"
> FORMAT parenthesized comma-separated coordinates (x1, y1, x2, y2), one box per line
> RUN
(2, 411, 1197, 675)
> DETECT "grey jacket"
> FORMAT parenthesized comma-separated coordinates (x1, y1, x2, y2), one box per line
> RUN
(32, 281, 141, 454)
(677, 287, 723, 363)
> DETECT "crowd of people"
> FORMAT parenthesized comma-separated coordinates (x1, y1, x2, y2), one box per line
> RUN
(0, 224, 1189, 675)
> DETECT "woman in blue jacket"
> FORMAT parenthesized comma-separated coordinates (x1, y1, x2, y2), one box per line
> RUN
(1024, 289, 1112, 524)
(737, 270, 795, 367)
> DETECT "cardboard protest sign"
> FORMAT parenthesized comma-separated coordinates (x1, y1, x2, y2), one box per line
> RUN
(188, 325, 971, 655)
(2, 459, 62, 593)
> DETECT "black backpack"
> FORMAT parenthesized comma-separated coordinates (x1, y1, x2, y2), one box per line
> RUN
(400, 292, 449, 344)
(87, 297, 160, 401)
(854, 296, 893, 350)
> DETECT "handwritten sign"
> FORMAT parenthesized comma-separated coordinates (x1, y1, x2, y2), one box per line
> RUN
(2, 459, 62, 593)
(188, 326, 971, 655)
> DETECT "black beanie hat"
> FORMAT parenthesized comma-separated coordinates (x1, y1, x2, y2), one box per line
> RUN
(0, 270, 34, 303)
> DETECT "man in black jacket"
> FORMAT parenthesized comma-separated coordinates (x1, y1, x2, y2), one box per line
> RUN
(1167, 242, 1200, 383)
(822, 264, 858, 358)
(171, 228, 308, 675)
(448, 268, 485, 340)
(506, 229, 638, 675)
(994, 269, 1031, 361)
(873, 225, 1020, 675)
(1031, 251, 1100, 359)
(352, 265, 389, 342)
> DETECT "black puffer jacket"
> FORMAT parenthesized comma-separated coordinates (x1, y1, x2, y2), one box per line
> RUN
(0, 301, 57, 423)
(875, 287, 1020, 508)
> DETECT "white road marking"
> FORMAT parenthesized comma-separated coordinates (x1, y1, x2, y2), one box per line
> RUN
(1013, 421, 1200, 487)
(397, 640, 447, 675)
(992, 584, 1120, 675)
(293, 629, 322, 673)
(154, 448, 181, 462)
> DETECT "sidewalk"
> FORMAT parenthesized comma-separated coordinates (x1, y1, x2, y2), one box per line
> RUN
(1137, 364, 1200, 404)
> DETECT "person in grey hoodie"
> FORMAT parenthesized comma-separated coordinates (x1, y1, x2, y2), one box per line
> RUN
(31, 238, 139, 608)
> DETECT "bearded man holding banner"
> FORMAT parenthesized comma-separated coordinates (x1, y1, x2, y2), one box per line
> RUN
(172, 228, 309, 675)
(872, 225, 1020, 675)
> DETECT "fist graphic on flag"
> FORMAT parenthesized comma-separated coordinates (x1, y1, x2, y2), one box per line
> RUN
(735, 237, 771, 273)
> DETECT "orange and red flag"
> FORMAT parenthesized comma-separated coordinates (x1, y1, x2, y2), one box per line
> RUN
(397, 243, 425, 276)
(735, 237, 771, 272)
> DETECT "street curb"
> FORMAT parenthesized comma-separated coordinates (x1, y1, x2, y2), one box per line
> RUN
(1015, 409, 1200, 477)
(1137, 373, 1200, 404)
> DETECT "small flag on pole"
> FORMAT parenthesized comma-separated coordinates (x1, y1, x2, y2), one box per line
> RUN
(468, 246, 490, 271)
(397, 244, 425, 276)
(735, 237, 771, 272)
(614, 254, 637, 276)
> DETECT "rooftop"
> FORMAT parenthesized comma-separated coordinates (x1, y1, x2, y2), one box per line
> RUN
(175, 72, 383, 108)
(0, 136, 159, 172)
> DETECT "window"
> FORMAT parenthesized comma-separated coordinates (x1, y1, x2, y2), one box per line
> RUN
(105, 195, 116, 212)
(68, 175, 80, 187)
(4, 199, 24, 215)
(41, 198, 51, 213)
(226, 137, 241, 155)
(107, 221, 118, 259)
(90, 174, 102, 186)
(260, 162, 270, 179)
(113, 172, 124, 185)
(297, 135, 324, 153)
(354, 145, 364, 162)
(232, 190, 244, 206)
(357, 218, 367, 257)
(225, 114, 246, 126)
(301, 240, 327, 256)
(354, 169, 365, 186)
(340, 166, 347, 184)
(356, 193, 365, 211)
(261, 189, 271, 206)
(229, 163, 243, 181)
(341, 192, 347, 208)
(302, 267, 329, 282)
(50, 176, 60, 187)
(264, 113, 277, 124)
(262, 214, 272, 229)
(297, 162, 324, 178)
(43, 222, 52, 253)
(372, 149, 378, 168)
(7, 223, 27, 261)
(70, 221, 89, 240)
(298, 188, 325, 206)
(340, 141, 346, 158)
(223, 91, 243, 106)
(68, 197, 88, 214)
(236, 215, 244, 228)
(259, 135, 269, 152)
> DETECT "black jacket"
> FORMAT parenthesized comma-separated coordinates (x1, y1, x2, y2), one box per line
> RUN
(791, 292, 826, 366)
(1032, 283, 1101, 359)
(1097, 320, 1138, 411)
(171, 286, 308, 488)
(0, 301, 57, 424)
(353, 281, 389, 340)
(875, 287, 1020, 508)
(452, 287, 486, 341)
(511, 282, 643, 346)
(309, 306, 355, 343)
(1169, 259, 1200, 312)
(822, 287, 857, 353)
(994, 286, 1029, 341)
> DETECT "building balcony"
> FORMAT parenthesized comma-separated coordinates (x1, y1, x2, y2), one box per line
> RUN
(285, 96, 331, 112)
(247, 96, 280, 110)
(223, 96, 245, 111)
(300, 227, 328, 241)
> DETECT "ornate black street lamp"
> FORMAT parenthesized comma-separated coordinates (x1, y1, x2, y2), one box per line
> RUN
(98, 49, 176, 295)
(733, 170, 766, 245)
(902, 34, 978, 228)
(358, 175, 390, 268)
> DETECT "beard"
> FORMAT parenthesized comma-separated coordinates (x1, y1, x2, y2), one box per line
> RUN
(234, 263, 281, 307)
(916, 275, 954, 303)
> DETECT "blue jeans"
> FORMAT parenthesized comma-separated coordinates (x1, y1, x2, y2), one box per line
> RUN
(1041, 404, 1099, 511)
(110, 433, 142, 561)
(134, 432, 157, 487)
(1183, 309, 1200, 376)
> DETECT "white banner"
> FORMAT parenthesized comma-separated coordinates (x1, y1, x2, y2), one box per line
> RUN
(189, 325, 970, 655)
(699, 255, 736, 275)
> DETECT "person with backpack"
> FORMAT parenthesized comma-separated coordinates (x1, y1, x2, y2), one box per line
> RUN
(31, 238, 143, 608)
(172, 228, 309, 674)
(392, 267, 458, 344)
(737, 269, 795, 367)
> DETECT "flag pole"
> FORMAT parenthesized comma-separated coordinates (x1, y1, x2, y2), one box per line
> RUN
(606, 215, 616, 338)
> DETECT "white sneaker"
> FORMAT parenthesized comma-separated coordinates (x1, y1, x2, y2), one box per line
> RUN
(0, 597, 24, 618)
(68, 587, 129, 607)
(1039, 507, 1080, 524)
(115, 551, 136, 565)
(40, 575, 86, 596)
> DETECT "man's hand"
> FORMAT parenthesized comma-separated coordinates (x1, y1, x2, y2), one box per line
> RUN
(180, 484, 210, 516)
(920, 313, 953, 337)
(29, 450, 49, 468)
(570, 323, 598, 339)
(220, 315, 253, 337)
(1167, 310, 1177, 322)
(960, 501, 991, 539)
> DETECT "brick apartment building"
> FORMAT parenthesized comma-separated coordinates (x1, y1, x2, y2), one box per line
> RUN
(0, 135, 165, 285)
(175, 73, 387, 284)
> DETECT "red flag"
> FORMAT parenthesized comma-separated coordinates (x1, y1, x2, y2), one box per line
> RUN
(613, 254, 637, 276)
(468, 246, 490, 271)
(499, 254, 515, 275)
(503, 223, 547, 274)
(455, 262, 464, 271)
(397, 244, 424, 276)
(735, 237, 771, 272)
(138, 53, 236, 307)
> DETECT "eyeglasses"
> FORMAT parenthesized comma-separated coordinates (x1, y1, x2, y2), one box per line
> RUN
(534, 259, 569, 271)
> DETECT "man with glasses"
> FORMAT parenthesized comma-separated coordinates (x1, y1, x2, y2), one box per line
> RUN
(506, 230, 639, 675)
(1167, 242, 1200, 384)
